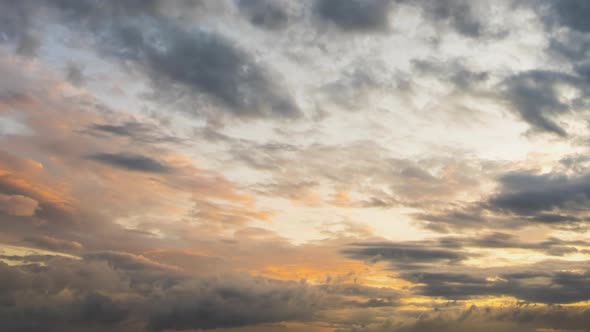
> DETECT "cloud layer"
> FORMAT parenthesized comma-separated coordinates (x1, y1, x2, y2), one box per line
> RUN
(3, 0, 590, 331)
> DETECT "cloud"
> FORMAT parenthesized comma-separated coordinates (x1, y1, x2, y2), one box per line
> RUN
(101, 20, 301, 120)
(232, 140, 487, 210)
(15, 32, 40, 56)
(343, 241, 470, 267)
(334, 305, 590, 332)
(6, 1, 590, 331)
(543, 0, 590, 33)
(1, 0, 301, 121)
(527, 1, 590, 138)
(0, 193, 38, 216)
(83, 251, 179, 272)
(342, 234, 590, 304)
(486, 170, 590, 221)
(318, 60, 399, 112)
(0, 55, 274, 254)
(0, 253, 375, 331)
(460, 232, 582, 256)
(536, 0, 590, 100)
(0, 0, 38, 54)
(315, 0, 392, 32)
(237, 0, 290, 30)
(415, 164, 590, 232)
(65, 62, 84, 84)
(412, 58, 489, 91)
(403, 267, 590, 304)
(87, 152, 173, 173)
(23, 235, 83, 251)
(85, 121, 182, 144)
(396, 0, 486, 38)
(499, 70, 587, 137)
(147, 275, 320, 331)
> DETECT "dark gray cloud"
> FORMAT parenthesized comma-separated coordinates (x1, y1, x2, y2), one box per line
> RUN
(499, 70, 586, 137)
(466, 232, 581, 256)
(334, 305, 590, 332)
(532, 0, 590, 102)
(349, 249, 590, 304)
(0, 0, 38, 54)
(1, 0, 301, 121)
(315, 0, 392, 32)
(532, 0, 590, 133)
(342, 241, 470, 268)
(15, 32, 40, 56)
(414, 206, 491, 233)
(340, 231, 590, 306)
(417, 165, 590, 232)
(397, 0, 485, 38)
(435, 232, 585, 257)
(543, 0, 590, 33)
(345, 233, 588, 272)
(48, 0, 163, 20)
(412, 58, 489, 91)
(487, 170, 590, 220)
(237, 0, 290, 30)
(0, 253, 403, 331)
(342, 235, 590, 304)
(547, 30, 590, 63)
(87, 152, 173, 173)
(65, 62, 84, 84)
(86, 122, 181, 144)
(55, 0, 490, 42)
(0, 256, 149, 331)
(147, 276, 319, 331)
(547, 30, 590, 62)
(103, 19, 300, 120)
(403, 267, 590, 304)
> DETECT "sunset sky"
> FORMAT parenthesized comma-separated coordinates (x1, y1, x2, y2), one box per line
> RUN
(3, 1, 590, 331)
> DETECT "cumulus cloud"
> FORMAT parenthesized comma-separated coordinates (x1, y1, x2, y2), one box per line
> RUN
(0, 253, 402, 331)
(334, 305, 590, 332)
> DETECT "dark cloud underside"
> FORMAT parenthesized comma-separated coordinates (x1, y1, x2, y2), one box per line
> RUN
(315, 0, 391, 32)
(87, 153, 172, 173)
(238, 0, 290, 30)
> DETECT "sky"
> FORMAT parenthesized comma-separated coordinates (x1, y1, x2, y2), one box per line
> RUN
(3, 0, 590, 331)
